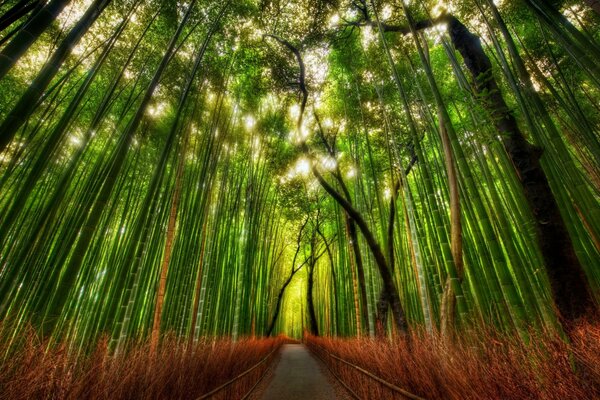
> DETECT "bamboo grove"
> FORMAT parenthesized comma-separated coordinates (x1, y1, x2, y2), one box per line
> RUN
(0, 0, 598, 353)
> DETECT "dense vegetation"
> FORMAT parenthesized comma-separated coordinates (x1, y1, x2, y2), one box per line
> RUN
(0, 0, 598, 397)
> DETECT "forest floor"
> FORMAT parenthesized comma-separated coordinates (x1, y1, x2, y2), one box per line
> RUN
(255, 343, 350, 400)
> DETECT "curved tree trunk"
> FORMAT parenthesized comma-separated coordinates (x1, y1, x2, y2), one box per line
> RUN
(311, 164, 408, 335)
(267, 216, 308, 336)
(314, 113, 371, 335)
(268, 33, 407, 336)
(266, 269, 299, 336)
(445, 15, 595, 328)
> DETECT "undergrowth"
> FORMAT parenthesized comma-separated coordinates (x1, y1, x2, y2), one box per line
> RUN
(0, 329, 284, 400)
(306, 322, 600, 400)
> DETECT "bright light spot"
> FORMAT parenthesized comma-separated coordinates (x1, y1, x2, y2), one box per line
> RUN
(58, 0, 92, 27)
(361, 26, 376, 49)
(289, 104, 300, 120)
(70, 135, 82, 146)
(300, 123, 310, 139)
(432, 3, 448, 18)
(435, 23, 448, 35)
(72, 43, 85, 56)
(289, 120, 313, 144)
(244, 115, 256, 130)
(250, 27, 264, 41)
(295, 157, 311, 177)
(321, 156, 337, 171)
(328, 14, 340, 28)
(347, 167, 356, 178)
(305, 47, 329, 86)
(563, 5, 584, 27)
(384, 187, 391, 199)
(382, 5, 392, 19)
(147, 102, 167, 118)
(252, 137, 262, 162)
(425, 22, 448, 44)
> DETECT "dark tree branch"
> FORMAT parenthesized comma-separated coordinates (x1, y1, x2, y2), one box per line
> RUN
(265, 31, 408, 335)
(264, 34, 308, 130)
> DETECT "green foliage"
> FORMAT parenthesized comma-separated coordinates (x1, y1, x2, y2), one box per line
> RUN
(0, 0, 597, 348)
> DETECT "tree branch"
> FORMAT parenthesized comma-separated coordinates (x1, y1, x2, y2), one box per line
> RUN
(264, 34, 308, 130)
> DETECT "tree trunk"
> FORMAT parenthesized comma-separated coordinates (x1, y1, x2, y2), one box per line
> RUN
(584, 0, 600, 15)
(446, 15, 595, 327)
(437, 108, 463, 338)
(0, 0, 69, 80)
(310, 164, 408, 334)
(39, 0, 196, 334)
(0, 0, 109, 153)
(150, 136, 187, 355)
(347, 235, 363, 335)
(307, 260, 319, 336)
(189, 211, 209, 346)
(0, 0, 41, 33)
(149, 8, 219, 353)
(345, 216, 370, 334)
(0, 4, 132, 246)
(267, 217, 308, 336)
(375, 289, 389, 337)
(266, 271, 297, 336)
(317, 226, 339, 335)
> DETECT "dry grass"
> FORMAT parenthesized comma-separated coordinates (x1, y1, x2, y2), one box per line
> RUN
(306, 322, 600, 400)
(0, 329, 284, 400)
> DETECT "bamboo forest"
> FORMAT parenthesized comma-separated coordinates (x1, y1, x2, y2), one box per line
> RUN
(0, 0, 599, 398)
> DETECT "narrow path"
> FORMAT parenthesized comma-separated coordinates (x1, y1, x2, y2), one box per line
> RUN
(260, 343, 339, 400)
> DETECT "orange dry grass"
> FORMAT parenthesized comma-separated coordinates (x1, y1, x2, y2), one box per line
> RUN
(0, 330, 284, 400)
(307, 322, 600, 400)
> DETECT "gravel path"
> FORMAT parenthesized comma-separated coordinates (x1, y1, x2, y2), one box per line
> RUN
(260, 344, 340, 400)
